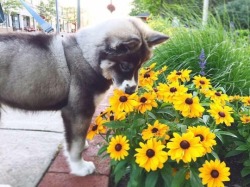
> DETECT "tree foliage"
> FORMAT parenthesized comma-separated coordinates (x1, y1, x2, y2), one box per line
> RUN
(215, 0, 249, 29)
(0, 0, 22, 14)
(37, 0, 55, 22)
(130, 0, 248, 28)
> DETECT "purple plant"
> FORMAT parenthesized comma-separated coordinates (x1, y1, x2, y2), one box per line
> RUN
(199, 49, 207, 76)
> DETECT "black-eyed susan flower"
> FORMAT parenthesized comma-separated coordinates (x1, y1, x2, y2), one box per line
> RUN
(240, 115, 250, 124)
(102, 107, 126, 121)
(109, 89, 138, 113)
(199, 159, 230, 187)
(107, 135, 130, 161)
(208, 90, 229, 105)
(167, 132, 205, 163)
(156, 82, 188, 103)
(135, 138, 168, 172)
(86, 116, 107, 140)
(167, 69, 192, 83)
(139, 69, 159, 88)
(229, 95, 241, 102)
(173, 93, 205, 118)
(142, 120, 170, 141)
(208, 103, 234, 126)
(242, 96, 250, 106)
(193, 75, 212, 90)
(135, 92, 158, 113)
(187, 126, 216, 154)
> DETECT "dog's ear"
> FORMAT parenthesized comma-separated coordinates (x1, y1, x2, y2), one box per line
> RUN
(146, 32, 169, 47)
(106, 36, 141, 55)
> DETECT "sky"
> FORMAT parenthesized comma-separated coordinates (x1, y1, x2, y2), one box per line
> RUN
(60, 0, 134, 25)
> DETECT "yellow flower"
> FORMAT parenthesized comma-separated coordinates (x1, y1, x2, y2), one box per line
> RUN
(167, 132, 205, 163)
(229, 95, 241, 102)
(107, 135, 130, 161)
(187, 126, 216, 154)
(142, 120, 170, 141)
(199, 159, 230, 187)
(208, 90, 229, 105)
(86, 116, 107, 140)
(208, 103, 234, 126)
(136, 92, 158, 113)
(173, 93, 205, 118)
(167, 69, 192, 83)
(102, 107, 126, 121)
(156, 82, 188, 103)
(193, 75, 212, 89)
(135, 138, 168, 172)
(242, 96, 250, 106)
(139, 69, 159, 88)
(240, 115, 250, 124)
(109, 89, 138, 113)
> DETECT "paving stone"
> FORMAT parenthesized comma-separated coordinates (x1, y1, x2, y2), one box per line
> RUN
(0, 130, 63, 187)
(38, 173, 109, 187)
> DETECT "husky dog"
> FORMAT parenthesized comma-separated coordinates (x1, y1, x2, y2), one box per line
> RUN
(0, 17, 168, 176)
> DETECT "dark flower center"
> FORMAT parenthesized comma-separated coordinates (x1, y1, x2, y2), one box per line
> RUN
(144, 73, 150, 78)
(115, 144, 122, 151)
(92, 125, 98, 131)
(140, 97, 147, 103)
(248, 100, 250, 104)
(196, 134, 204, 142)
(215, 92, 221, 96)
(146, 149, 155, 158)
(119, 96, 128, 102)
(176, 71, 182, 75)
(110, 115, 115, 121)
(199, 80, 205, 84)
(180, 140, 190, 149)
(210, 170, 219, 178)
(185, 98, 193, 105)
(218, 112, 226, 117)
(151, 128, 158, 133)
(154, 88, 158, 92)
(170, 87, 177, 93)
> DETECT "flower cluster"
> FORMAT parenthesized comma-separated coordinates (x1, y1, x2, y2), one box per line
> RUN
(87, 63, 250, 187)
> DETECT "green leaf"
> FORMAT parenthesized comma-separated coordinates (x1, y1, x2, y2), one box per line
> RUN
(215, 130, 238, 138)
(236, 144, 249, 151)
(171, 168, 187, 187)
(160, 166, 172, 187)
(210, 150, 220, 159)
(114, 168, 126, 184)
(114, 160, 128, 174)
(241, 167, 250, 177)
(225, 150, 243, 157)
(145, 171, 159, 187)
(244, 160, 250, 167)
(132, 118, 146, 127)
(104, 121, 127, 129)
(97, 145, 107, 156)
(190, 168, 203, 187)
(147, 111, 157, 119)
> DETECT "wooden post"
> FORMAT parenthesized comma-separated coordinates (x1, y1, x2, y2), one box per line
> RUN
(202, 0, 209, 26)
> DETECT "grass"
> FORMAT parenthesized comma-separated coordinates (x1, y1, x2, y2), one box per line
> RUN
(148, 21, 250, 95)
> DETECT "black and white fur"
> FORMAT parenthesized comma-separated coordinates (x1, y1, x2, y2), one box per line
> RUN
(0, 17, 168, 176)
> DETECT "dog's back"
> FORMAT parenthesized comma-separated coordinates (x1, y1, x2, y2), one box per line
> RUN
(0, 33, 70, 110)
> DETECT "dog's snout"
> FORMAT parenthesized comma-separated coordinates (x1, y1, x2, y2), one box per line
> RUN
(125, 86, 137, 95)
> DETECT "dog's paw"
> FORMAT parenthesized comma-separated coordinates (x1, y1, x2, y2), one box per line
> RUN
(83, 140, 89, 150)
(70, 159, 96, 176)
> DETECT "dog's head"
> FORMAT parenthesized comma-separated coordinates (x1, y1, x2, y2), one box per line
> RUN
(78, 17, 169, 94)
(99, 18, 169, 94)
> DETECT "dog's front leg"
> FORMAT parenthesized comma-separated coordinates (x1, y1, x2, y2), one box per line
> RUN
(61, 106, 95, 176)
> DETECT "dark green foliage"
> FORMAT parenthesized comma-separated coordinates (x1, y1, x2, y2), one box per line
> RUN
(149, 27, 250, 95)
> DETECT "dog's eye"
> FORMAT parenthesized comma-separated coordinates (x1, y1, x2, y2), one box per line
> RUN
(119, 62, 132, 72)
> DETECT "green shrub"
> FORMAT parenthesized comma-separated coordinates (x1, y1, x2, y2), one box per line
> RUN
(148, 26, 250, 95)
